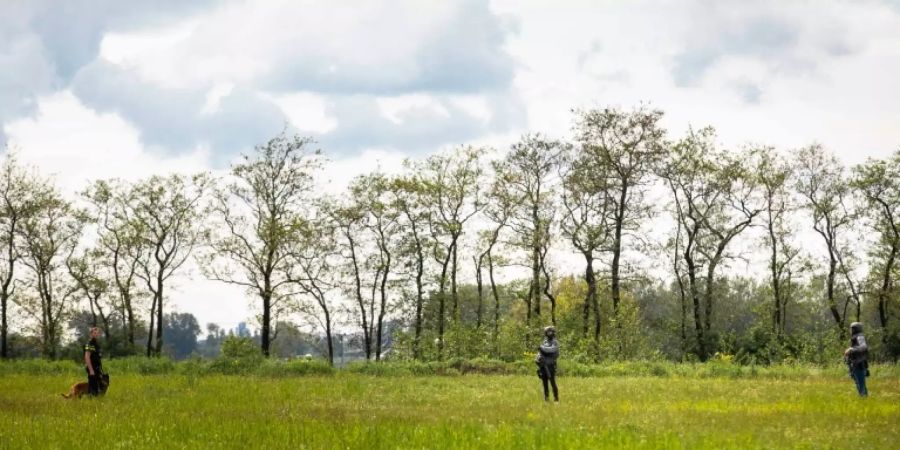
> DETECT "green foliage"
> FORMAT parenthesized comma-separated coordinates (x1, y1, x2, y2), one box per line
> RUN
(219, 335, 261, 359)
(254, 359, 335, 377)
(106, 356, 176, 375)
(208, 336, 264, 374)
(0, 358, 81, 376)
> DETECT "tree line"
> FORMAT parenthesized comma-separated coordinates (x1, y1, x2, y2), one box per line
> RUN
(1, 105, 897, 364)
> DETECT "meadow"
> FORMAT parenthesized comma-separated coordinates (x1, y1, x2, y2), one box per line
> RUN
(1, 361, 899, 449)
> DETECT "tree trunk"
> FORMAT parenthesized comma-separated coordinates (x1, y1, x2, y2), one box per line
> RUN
(88, 295, 98, 326)
(611, 184, 627, 319)
(488, 252, 501, 355)
(674, 261, 688, 354)
(678, 276, 687, 354)
(826, 248, 844, 337)
(154, 276, 164, 356)
(767, 205, 783, 335)
(412, 226, 425, 361)
(703, 260, 719, 335)
(474, 256, 484, 329)
(878, 244, 897, 331)
(1, 293, 7, 359)
(685, 240, 706, 361)
(112, 249, 138, 350)
(347, 234, 371, 360)
(375, 245, 390, 361)
(146, 294, 156, 357)
(324, 308, 334, 366)
(125, 296, 135, 351)
(1, 218, 16, 359)
(368, 266, 379, 359)
(531, 243, 541, 319)
(582, 253, 594, 337)
(436, 243, 452, 359)
(540, 248, 556, 326)
(261, 291, 271, 357)
(451, 237, 459, 321)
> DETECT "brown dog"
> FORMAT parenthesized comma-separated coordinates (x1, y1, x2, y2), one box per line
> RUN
(62, 374, 110, 399)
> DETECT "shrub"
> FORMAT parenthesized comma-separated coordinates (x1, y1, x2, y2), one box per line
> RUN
(208, 336, 264, 375)
(0, 359, 80, 376)
(107, 356, 176, 375)
(256, 359, 335, 377)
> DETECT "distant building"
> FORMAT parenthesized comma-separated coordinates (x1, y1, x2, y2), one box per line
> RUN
(236, 322, 251, 338)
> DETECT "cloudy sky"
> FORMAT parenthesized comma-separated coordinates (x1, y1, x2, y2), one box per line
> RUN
(2, 0, 899, 333)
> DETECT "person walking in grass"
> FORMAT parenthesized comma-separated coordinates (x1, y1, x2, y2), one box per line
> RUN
(83, 327, 105, 397)
(844, 322, 869, 397)
(536, 326, 559, 403)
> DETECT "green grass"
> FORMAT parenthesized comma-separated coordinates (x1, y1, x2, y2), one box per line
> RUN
(1, 372, 898, 449)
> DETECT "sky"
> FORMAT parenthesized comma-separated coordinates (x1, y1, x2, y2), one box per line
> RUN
(2, 0, 899, 334)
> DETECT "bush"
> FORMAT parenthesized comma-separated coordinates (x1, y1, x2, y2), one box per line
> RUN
(0, 359, 81, 376)
(345, 360, 414, 376)
(256, 359, 335, 377)
(220, 336, 262, 359)
(207, 336, 264, 375)
(106, 356, 176, 375)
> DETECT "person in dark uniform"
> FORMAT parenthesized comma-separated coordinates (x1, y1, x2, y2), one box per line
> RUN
(844, 322, 869, 397)
(535, 326, 559, 402)
(83, 327, 104, 396)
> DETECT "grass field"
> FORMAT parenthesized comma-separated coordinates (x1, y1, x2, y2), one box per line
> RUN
(1, 372, 898, 449)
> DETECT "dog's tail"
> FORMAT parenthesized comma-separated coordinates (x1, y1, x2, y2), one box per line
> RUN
(61, 392, 71, 399)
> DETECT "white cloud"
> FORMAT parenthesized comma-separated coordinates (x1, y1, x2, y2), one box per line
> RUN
(265, 91, 338, 134)
(200, 82, 235, 115)
(3, 90, 257, 331)
(376, 94, 451, 125)
(4, 91, 211, 191)
(448, 95, 493, 123)
(494, 0, 900, 162)
(94, 0, 513, 94)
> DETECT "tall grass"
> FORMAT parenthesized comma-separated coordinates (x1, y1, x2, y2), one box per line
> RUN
(2, 356, 898, 379)
(1, 373, 898, 449)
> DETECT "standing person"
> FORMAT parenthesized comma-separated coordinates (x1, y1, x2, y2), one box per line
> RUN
(536, 326, 559, 403)
(844, 322, 869, 397)
(83, 327, 104, 397)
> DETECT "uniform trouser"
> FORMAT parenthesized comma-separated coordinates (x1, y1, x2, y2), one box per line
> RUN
(851, 365, 868, 397)
(86, 368, 100, 396)
(541, 363, 558, 401)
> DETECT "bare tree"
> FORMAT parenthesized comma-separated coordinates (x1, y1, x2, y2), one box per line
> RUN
(201, 133, 322, 357)
(67, 247, 112, 340)
(350, 173, 401, 361)
(794, 144, 857, 338)
(388, 171, 431, 359)
(0, 153, 41, 358)
(82, 179, 145, 351)
(493, 135, 565, 324)
(560, 146, 614, 346)
(852, 149, 900, 348)
(133, 174, 210, 357)
(661, 128, 762, 360)
(284, 219, 338, 365)
(17, 184, 82, 358)
(417, 146, 484, 357)
(755, 147, 800, 336)
(573, 106, 665, 319)
(477, 170, 517, 349)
